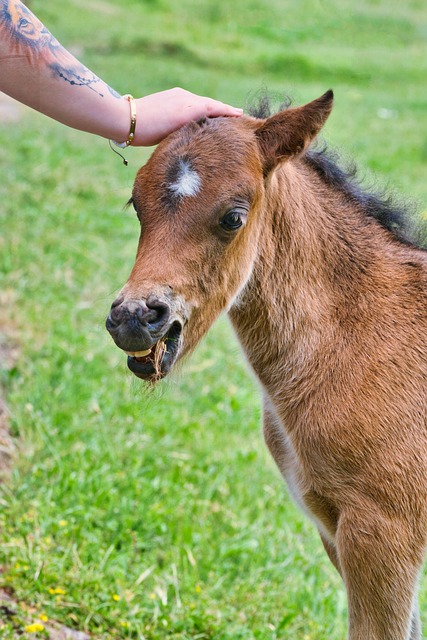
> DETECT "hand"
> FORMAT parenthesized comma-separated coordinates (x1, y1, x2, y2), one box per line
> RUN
(132, 87, 243, 146)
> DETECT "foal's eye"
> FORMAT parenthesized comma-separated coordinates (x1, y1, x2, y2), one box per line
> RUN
(219, 209, 246, 232)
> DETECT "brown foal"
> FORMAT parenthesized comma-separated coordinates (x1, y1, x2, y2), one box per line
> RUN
(106, 91, 427, 639)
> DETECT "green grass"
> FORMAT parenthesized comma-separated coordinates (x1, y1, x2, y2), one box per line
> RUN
(1, 0, 427, 637)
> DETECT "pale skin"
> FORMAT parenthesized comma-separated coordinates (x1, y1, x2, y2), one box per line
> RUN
(0, 0, 243, 146)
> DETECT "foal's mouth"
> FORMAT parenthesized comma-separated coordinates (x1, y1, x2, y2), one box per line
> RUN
(126, 321, 182, 381)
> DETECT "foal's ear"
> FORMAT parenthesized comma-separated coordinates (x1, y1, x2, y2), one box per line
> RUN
(255, 90, 334, 176)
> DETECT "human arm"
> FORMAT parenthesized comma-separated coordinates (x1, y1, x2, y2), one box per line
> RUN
(0, 0, 243, 146)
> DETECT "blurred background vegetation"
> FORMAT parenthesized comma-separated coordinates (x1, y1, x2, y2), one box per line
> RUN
(0, 0, 426, 638)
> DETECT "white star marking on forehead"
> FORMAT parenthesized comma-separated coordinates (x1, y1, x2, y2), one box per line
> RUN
(168, 159, 201, 197)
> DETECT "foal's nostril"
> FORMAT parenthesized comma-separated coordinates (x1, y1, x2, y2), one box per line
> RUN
(111, 296, 124, 309)
(107, 296, 126, 329)
(146, 297, 170, 329)
(105, 313, 116, 332)
(108, 303, 124, 327)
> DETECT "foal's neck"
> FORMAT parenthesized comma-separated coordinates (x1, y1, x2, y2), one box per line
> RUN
(229, 159, 401, 400)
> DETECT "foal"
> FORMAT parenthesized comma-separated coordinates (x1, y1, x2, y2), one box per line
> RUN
(106, 91, 427, 639)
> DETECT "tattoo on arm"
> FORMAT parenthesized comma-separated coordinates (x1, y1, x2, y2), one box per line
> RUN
(0, 0, 120, 98)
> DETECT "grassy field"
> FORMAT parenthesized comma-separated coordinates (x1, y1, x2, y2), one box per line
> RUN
(1, 0, 426, 638)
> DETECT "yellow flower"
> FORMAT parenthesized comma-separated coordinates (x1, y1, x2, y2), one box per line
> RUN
(149, 592, 156, 599)
(120, 621, 129, 627)
(112, 594, 120, 601)
(24, 623, 45, 632)
(48, 587, 66, 595)
(58, 520, 68, 527)
(195, 584, 202, 593)
(39, 614, 48, 622)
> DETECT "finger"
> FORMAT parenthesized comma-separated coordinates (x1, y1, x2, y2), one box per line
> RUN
(204, 99, 243, 117)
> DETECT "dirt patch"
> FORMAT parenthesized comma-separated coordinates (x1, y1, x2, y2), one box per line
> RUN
(0, 396, 16, 479)
(0, 285, 21, 479)
(0, 334, 19, 480)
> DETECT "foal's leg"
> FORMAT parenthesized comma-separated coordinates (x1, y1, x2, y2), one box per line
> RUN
(337, 507, 423, 640)
(263, 401, 341, 574)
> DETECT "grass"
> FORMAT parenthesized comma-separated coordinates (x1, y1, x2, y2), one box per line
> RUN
(1, 0, 427, 637)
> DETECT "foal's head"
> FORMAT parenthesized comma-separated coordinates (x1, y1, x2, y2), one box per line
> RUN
(106, 91, 333, 381)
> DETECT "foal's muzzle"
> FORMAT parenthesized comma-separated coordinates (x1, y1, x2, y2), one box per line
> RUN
(106, 294, 184, 380)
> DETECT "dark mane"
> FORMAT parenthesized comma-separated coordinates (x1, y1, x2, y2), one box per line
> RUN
(304, 147, 425, 250)
(247, 94, 425, 251)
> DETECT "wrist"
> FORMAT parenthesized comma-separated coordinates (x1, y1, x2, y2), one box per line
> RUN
(106, 94, 134, 145)
(111, 95, 137, 147)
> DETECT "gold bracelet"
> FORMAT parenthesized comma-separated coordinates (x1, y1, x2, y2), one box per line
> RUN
(111, 94, 137, 148)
